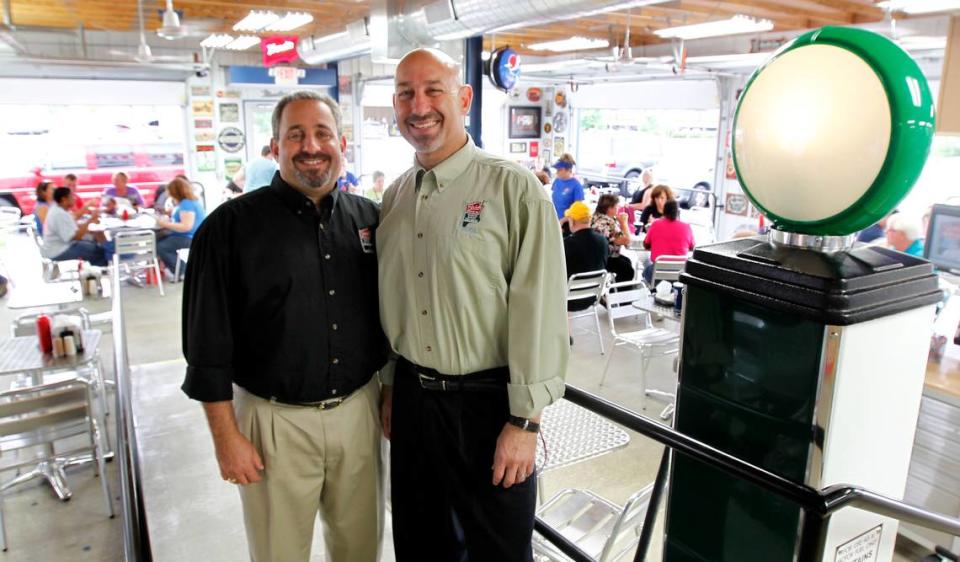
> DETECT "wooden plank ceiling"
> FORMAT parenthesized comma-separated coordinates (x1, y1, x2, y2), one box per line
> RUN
(9, 0, 892, 54)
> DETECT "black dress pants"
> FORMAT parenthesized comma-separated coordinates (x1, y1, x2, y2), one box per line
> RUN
(391, 358, 537, 562)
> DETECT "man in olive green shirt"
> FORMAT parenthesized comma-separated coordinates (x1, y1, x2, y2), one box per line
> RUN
(377, 48, 568, 562)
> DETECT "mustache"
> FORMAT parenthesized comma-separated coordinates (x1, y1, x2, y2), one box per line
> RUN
(293, 152, 331, 163)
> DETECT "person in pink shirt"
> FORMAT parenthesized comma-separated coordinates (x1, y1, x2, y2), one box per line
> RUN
(642, 199, 695, 283)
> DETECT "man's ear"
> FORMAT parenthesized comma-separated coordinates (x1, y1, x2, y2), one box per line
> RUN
(459, 84, 474, 115)
(270, 138, 279, 160)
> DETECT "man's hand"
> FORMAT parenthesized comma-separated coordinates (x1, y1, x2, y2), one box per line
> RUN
(380, 385, 393, 440)
(213, 430, 264, 485)
(491, 423, 538, 488)
(202, 400, 263, 485)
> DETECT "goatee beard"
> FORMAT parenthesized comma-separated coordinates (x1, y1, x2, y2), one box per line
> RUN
(294, 167, 333, 190)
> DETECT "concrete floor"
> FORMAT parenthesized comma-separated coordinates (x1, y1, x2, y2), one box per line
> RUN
(0, 229, 940, 561)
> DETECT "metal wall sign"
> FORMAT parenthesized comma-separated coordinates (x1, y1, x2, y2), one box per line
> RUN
(487, 47, 520, 92)
(217, 127, 245, 153)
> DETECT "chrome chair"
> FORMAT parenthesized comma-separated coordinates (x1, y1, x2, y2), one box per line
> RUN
(650, 254, 688, 288)
(113, 229, 164, 296)
(567, 270, 611, 355)
(0, 379, 114, 551)
(0, 208, 21, 233)
(599, 280, 679, 415)
(173, 247, 189, 282)
(534, 484, 655, 562)
(24, 223, 77, 282)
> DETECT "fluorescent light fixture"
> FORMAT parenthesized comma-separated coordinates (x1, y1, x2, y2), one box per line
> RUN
(233, 10, 280, 32)
(896, 35, 948, 50)
(224, 35, 262, 50)
(655, 15, 774, 40)
(877, 0, 960, 13)
(201, 34, 234, 48)
(264, 12, 314, 32)
(528, 36, 609, 52)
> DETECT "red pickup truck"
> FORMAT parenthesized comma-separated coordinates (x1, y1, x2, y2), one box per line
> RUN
(0, 149, 185, 215)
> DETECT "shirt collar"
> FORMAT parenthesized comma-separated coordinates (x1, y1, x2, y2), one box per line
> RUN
(413, 134, 476, 192)
(270, 172, 339, 214)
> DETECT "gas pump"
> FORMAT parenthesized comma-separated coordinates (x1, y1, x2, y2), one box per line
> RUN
(664, 27, 943, 561)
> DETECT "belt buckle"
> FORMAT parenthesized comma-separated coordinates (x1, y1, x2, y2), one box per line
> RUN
(417, 372, 435, 388)
(317, 396, 345, 410)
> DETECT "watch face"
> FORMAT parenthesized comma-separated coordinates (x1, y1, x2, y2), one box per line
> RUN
(733, 26, 934, 235)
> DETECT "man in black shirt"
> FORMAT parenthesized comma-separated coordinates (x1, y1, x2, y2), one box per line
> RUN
(563, 201, 609, 311)
(181, 91, 386, 562)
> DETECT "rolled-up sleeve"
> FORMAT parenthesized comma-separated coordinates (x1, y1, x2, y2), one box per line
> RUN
(506, 177, 569, 418)
(181, 209, 236, 402)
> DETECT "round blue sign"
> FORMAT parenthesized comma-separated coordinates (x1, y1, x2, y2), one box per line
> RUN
(489, 47, 520, 92)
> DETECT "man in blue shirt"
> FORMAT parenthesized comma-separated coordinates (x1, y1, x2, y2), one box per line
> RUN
(336, 168, 360, 193)
(242, 146, 279, 193)
(551, 154, 584, 220)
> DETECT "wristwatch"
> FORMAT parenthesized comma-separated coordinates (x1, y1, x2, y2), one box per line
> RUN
(507, 415, 540, 433)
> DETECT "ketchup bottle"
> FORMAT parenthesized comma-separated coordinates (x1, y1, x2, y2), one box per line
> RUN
(122, 208, 130, 221)
(36, 314, 53, 354)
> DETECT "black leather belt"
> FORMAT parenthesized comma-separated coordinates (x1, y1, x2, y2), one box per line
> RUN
(406, 361, 509, 392)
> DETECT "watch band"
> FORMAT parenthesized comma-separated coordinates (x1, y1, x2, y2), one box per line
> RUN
(508, 415, 540, 433)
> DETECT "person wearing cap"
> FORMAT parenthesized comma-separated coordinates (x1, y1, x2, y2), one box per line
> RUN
(551, 153, 584, 224)
(379, 48, 568, 562)
(564, 200, 609, 311)
(885, 213, 924, 257)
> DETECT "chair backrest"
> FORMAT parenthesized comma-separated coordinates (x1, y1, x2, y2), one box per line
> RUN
(599, 483, 655, 562)
(651, 255, 688, 286)
(603, 280, 651, 336)
(114, 229, 157, 261)
(0, 379, 89, 443)
(0, 207, 21, 229)
(567, 270, 609, 304)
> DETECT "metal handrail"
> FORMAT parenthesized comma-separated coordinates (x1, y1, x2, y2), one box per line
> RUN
(112, 254, 153, 561)
(537, 385, 960, 561)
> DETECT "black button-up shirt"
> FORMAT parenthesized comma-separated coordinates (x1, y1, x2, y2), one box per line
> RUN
(181, 173, 387, 403)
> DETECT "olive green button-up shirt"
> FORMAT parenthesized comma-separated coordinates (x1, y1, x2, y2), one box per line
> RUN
(377, 138, 568, 418)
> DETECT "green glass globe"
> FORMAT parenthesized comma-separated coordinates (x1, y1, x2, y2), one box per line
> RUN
(733, 26, 935, 235)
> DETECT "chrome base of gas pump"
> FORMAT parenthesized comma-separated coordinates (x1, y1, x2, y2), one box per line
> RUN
(769, 228, 858, 253)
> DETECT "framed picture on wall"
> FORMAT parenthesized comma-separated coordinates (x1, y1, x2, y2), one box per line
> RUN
(509, 142, 527, 153)
(508, 106, 542, 139)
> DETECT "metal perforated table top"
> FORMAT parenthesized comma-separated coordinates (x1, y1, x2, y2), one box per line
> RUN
(536, 398, 631, 473)
(0, 330, 101, 376)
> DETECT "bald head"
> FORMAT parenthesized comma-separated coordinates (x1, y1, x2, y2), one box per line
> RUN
(393, 48, 473, 169)
(396, 48, 462, 87)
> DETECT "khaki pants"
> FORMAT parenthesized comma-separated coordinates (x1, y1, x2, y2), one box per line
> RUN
(234, 378, 383, 562)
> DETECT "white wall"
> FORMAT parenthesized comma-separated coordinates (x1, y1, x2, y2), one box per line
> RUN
(0, 79, 186, 105)
(570, 80, 719, 110)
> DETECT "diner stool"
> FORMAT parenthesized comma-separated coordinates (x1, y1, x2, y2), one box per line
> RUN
(0, 378, 114, 551)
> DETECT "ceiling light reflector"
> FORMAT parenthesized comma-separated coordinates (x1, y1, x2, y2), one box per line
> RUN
(655, 15, 774, 40)
(233, 11, 280, 32)
(264, 12, 314, 32)
(224, 35, 262, 50)
(528, 36, 609, 52)
(201, 34, 235, 48)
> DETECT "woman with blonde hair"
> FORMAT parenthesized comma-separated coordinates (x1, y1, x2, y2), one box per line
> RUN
(155, 177, 206, 281)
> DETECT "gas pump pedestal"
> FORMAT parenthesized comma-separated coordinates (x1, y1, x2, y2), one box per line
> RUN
(663, 27, 940, 562)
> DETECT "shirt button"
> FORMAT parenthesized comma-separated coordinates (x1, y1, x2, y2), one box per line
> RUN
(329, 289, 335, 296)
(331, 389, 337, 395)
(325, 254, 331, 260)
(422, 195, 428, 201)
(332, 323, 338, 330)
(417, 233, 423, 239)
(425, 346, 432, 352)
(421, 310, 427, 316)
(418, 272, 424, 278)
(332, 358, 339, 364)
